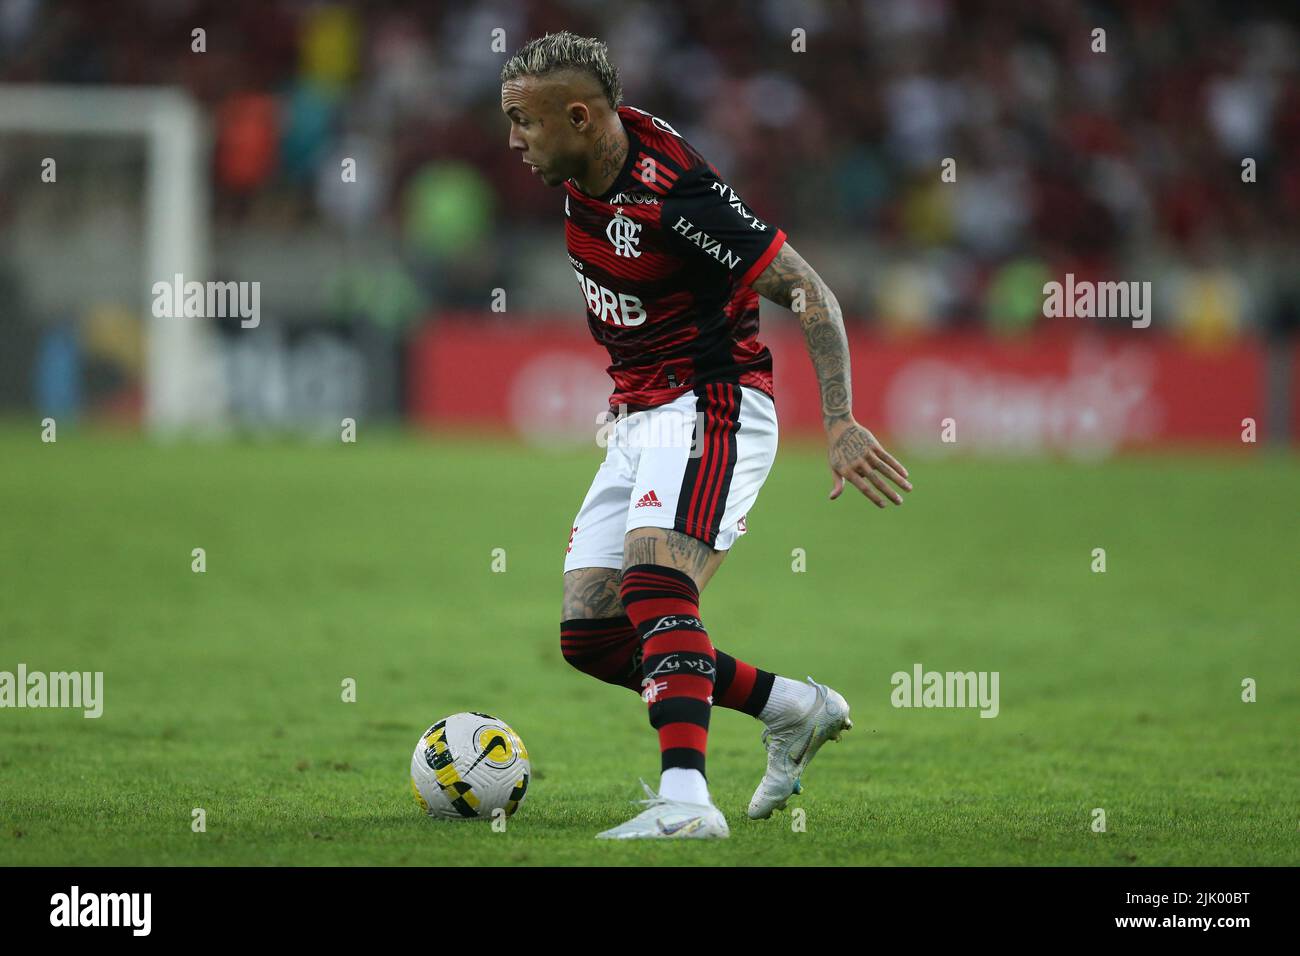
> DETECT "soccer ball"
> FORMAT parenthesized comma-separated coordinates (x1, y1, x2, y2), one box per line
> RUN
(410, 712, 531, 821)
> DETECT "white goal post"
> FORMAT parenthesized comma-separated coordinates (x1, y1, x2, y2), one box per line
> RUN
(0, 84, 222, 430)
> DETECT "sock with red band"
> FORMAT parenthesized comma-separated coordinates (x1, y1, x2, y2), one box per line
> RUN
(561, 617, 644, 691)
(560, 617, 776, 713)
(714, 651, 777, 717)
(620, 564, 716, 787)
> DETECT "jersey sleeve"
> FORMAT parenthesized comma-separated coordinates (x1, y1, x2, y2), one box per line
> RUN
(661, 165, 787, 287)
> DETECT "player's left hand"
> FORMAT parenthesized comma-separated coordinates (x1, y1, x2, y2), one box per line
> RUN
(826, 419, 911, 506)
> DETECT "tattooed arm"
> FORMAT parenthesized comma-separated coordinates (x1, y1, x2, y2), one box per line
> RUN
(750, 242, 912, 507)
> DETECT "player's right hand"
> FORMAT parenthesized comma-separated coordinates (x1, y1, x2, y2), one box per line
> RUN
(826, 419, 911, 507)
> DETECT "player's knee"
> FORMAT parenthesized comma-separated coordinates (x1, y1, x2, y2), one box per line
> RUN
(559, 618, 642, 690)
(559, 630, 588, 674)
(560, 568, 646, 690)
(619, 561, 701, 617)
(620, 529, 718, 595)
(560, 621, 597, 672)
(561, 567, 623, 621)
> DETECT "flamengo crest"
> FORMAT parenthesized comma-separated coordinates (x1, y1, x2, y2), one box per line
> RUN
(606, 208, 642, 258)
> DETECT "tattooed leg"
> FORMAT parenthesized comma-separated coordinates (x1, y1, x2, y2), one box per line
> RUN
(562, 567, 625, 620)
(562, 536, 775, 721)
(561, 528, 725, 623)
(560, 567, 644, 690)
(622, 528, 726, 591)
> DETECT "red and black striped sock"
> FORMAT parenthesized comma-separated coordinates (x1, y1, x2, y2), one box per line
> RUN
(713, 652, 777, 717)
(560, 616, 774, 716)
(620, 564, 716, 776)
(560, 617, 643, 691)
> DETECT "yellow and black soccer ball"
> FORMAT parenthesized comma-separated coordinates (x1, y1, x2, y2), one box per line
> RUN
(410, 712, 530, 820)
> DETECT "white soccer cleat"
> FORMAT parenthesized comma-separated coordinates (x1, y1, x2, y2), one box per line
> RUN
(595, 778, 730, 840)
(748, 676, 852, 820)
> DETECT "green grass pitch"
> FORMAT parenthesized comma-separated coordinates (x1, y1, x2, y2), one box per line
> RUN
(1, 424, 1297, 865)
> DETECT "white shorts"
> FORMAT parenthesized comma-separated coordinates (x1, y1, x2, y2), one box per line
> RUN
(564, 383, 778, 572)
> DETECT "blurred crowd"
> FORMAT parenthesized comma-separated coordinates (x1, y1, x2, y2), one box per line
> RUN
(2, 0, 1299, 342)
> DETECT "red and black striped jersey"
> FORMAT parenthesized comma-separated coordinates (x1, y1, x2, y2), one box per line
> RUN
(563, 105, 787, 412)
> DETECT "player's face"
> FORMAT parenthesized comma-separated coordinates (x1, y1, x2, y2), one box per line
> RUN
(501, 78, 581, 188)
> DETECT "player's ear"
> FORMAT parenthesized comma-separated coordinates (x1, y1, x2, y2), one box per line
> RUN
(568, 102, 591, 131)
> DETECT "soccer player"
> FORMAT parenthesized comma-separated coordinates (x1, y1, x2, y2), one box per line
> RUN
(501, 32, 912, 839)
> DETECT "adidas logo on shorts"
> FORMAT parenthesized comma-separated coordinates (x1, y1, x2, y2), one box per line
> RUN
(635, 490, 663, 508)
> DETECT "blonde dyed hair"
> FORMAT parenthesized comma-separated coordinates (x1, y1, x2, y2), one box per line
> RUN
(500, 31, 623, 109)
